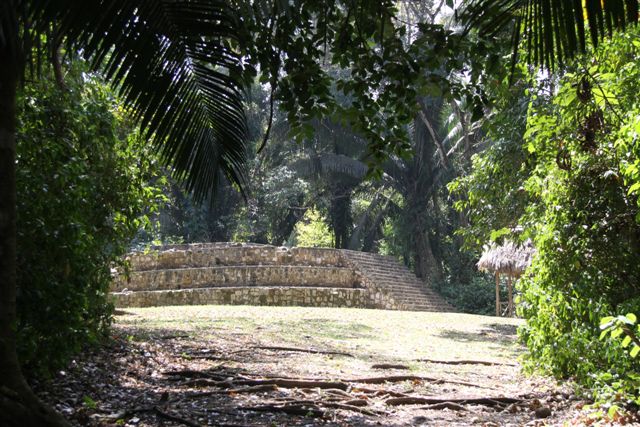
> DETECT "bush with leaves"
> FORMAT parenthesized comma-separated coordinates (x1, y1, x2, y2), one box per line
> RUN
(292, 208, 334, 247)
(457, 26, 640, 407)
(432, 273, 497, 315)
(15, 64, 162, 377)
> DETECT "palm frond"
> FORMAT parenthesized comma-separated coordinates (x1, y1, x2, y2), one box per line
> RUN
(29, 0, 248, 201)
(461, 0, 639, 69)
(291, 153, 368, 182)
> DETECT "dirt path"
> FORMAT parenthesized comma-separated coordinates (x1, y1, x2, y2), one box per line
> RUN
(34, 306, 586, 426)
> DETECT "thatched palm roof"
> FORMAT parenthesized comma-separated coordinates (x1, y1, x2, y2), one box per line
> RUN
(477, 240, 535, 276)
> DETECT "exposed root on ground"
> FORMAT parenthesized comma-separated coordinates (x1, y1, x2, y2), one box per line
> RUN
(251, 345, 354, 357)
(385, 395, 527, 407)
(416, 358, 518, 367)
(371, 363, 410, 370)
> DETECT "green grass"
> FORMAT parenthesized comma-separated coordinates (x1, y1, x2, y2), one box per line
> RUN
(116, 305, 523, 364)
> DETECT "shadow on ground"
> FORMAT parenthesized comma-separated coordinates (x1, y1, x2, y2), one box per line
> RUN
(437, 322, 518, 344)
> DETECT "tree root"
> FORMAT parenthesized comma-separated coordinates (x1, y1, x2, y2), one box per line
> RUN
(343, 399, 369, 407)
(385, 395, 525, 407)
(179, 354, 239, 362)
(343, 375, 486, 388)
(179, 373, 484, 391)
(182, 377, 350, 391)
(239, 399, 384, 417)
(186, 384, 279, 397)
(320, 388, 353, 398)
(371, 363, 410, 370)
(415, 358, 517, 367)
(252, 345, 354, 357)
(421, 402, 468, 411)
(350, 386, 411, 398)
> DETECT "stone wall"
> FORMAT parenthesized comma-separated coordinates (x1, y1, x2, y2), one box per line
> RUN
(113, 265, 357, 292)
(111, 286, 400, 310)
(127, 244, 345, 271)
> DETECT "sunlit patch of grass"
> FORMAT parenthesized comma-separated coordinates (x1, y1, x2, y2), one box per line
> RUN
(271, 319, 375, 341)
(116, 305, 524, 366)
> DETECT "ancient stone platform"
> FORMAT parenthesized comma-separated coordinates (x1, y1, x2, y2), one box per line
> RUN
(110, 243, 454, 312)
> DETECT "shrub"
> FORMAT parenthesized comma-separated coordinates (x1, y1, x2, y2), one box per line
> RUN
(15, 64, 161, 376)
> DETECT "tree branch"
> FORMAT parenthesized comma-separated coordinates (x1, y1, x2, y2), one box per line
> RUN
(417, 104, 449, 168)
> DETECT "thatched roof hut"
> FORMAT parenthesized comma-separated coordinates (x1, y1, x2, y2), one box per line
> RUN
(477, 240, 535, 277)
(477, 240, 535, 317)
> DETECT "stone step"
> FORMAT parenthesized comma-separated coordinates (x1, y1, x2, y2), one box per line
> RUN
(127, 245, 346, 271)
(113, 265, 357, 292)
(386, 290, 429, 296)
(387, 292, 432, 300)
(403, 306, 454, 313)
(110, 286, 375, 309)
(340, 250, 454, 312)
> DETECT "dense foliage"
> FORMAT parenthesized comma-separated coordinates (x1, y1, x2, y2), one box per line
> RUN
(455, 26, 640, 407)
(16, 64, 162, 376)
(521, 29, 640, 402)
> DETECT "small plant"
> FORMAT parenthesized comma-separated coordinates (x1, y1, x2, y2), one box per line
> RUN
(82, 395, 97, 410)
(600, 313, 640, 358)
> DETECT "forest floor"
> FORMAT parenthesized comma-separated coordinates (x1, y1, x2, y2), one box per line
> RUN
(34, 306, 602, 426)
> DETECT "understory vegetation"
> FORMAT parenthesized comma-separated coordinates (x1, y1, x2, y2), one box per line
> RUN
(16, 63, 164, 376)
(453, 28, 640, 412)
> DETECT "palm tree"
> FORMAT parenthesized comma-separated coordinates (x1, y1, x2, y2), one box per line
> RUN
(461, 0, 639, 69)
(289, 118, 369, 248)
(0, 1, 246, 425)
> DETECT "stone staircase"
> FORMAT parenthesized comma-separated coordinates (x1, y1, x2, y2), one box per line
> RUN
(110, 243, 454, 312)
(340, 250, 454, 312)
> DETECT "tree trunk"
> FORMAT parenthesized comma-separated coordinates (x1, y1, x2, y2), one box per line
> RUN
(507, 275, 513, 317)
(329, 185, 352, 249)
(412, 215, 442, 284)
(495, 274, 501, 317)
(0, 21, 70, 427)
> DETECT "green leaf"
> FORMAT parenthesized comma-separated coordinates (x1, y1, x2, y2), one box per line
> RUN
(626, 313, 637, 324)
(82, 395, 97, 409)
(630, 345, 640, 358)
(611, 328, 624, 339)
(628, 182, 640, 195)
(600, 316, 615, 329)
(617, 315, 634, 325)
(622, 335, 632, 348)
(489, 227, 510, 241)
(600, 316, 615, 325)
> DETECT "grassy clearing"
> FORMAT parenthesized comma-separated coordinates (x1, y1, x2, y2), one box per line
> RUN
(116, 305, 523, 365)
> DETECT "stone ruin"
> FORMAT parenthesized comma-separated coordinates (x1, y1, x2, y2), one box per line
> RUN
(110, 242, 454, 312)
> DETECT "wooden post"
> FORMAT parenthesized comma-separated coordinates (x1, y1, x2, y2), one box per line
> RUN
(495, 273, 500, 317)
(507, 275, 513, 317)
